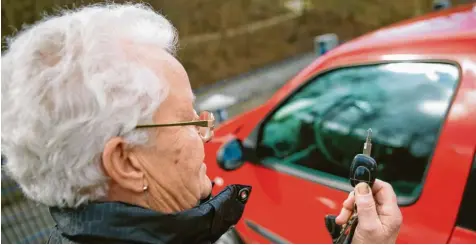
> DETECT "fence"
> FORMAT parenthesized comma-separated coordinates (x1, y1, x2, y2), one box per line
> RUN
(1, 165, 54, 243)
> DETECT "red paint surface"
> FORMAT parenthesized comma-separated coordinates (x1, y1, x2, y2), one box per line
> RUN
(205, 4, 476, 243)
(449, 227, 476, 244)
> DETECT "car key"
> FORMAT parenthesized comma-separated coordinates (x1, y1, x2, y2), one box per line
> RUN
(331, 128, 378, 244)
(349, 128, 377, 188)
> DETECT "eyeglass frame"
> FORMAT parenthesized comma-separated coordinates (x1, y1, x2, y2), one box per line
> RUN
(134, 111, 215, 141)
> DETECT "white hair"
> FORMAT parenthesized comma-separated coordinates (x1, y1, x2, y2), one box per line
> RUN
(1, 3, 178, 208)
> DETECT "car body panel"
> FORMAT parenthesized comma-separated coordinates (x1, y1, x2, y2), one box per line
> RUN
(450, 227, 476, 244)
(205, 4, 476, 243)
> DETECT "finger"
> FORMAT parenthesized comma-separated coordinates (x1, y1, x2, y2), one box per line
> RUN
(372, 179, 402, 225)
(354, 182, 380, 231)
(372, 179, 398, 207)
(342, 191, 355, 210)
(335, 192, 355, 225)
(335, 207, 353, 225)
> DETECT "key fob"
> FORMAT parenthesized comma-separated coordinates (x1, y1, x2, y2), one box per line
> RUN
(349, 154, 377, 188)
(325, 215, 342, 239)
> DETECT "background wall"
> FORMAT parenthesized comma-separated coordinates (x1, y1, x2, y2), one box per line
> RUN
(2, 0, 474, 88)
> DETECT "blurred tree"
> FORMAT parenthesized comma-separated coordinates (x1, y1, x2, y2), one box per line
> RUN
(2, 0, 474, 88)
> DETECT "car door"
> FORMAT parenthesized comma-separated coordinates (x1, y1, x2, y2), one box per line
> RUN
(449, 154, 476, 243)
(214, 60, 470, 243)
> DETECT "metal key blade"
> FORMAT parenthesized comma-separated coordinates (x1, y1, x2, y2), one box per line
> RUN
(335, 214, 358, 243)
(363, 128, 372, 156)
(344, 216, 359, 244)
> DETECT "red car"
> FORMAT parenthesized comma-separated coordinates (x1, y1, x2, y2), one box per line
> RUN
(205, 4, 476, 244)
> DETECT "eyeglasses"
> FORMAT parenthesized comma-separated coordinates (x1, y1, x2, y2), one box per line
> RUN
(135, 111, 215, 142)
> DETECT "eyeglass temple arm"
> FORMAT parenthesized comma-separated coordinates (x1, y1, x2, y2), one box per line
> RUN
(135, 120, 210, 129)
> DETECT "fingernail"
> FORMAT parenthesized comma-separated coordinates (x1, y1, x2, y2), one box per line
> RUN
(356, 183, 370, 195)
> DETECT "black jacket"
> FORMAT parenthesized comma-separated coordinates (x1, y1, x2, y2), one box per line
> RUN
(48, 185, 251, 244)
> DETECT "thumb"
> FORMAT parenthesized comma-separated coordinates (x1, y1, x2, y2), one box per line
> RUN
(354, 182, 380, 231)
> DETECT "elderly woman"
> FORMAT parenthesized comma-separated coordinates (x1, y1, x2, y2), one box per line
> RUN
(1, 3, 402, 244)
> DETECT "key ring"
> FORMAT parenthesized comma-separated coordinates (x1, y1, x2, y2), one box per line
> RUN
(325, 214, 355, 244)
(336, 215, 358, 243)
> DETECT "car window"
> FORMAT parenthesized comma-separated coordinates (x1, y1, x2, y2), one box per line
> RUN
(257, 62, 459, 200)
(456, 154, 476, 231)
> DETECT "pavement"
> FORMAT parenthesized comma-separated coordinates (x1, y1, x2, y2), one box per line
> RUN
(194, 52, 317, 119)
(1, 198, 53, 243)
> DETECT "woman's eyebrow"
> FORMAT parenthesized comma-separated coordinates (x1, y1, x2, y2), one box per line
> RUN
(192, 94, 199, 111)
(175, 94, 197, 120)
(192, 94, 197, 108)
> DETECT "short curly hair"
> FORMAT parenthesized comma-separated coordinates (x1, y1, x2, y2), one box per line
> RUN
(1, 3, 178, 208)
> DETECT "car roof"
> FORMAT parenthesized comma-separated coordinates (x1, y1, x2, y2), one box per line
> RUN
(329, 3, 476, 56)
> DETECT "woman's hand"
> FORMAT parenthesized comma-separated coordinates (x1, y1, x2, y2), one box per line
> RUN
(335, 179, 403, 244)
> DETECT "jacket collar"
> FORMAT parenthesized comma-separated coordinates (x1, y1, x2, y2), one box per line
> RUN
(49, 184, 251, 244)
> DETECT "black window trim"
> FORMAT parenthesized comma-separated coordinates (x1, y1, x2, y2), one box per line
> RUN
(454, 149, 476, 231)
(246, 59, 463, 207)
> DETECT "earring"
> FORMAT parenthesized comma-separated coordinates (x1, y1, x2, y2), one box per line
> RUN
(143, 185, 148, 191)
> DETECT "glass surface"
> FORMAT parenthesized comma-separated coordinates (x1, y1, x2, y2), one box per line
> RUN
(257, 62, 459, 198)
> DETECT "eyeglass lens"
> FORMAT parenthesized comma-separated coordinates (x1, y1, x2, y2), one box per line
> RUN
(199, 111, 214, 139)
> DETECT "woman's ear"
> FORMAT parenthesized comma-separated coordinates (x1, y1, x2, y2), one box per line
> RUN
(102, 137, 144, 193)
